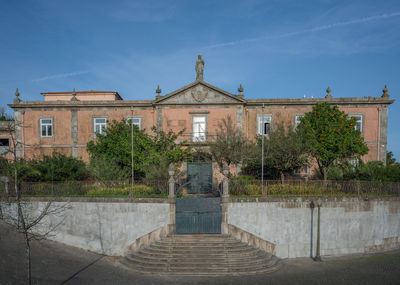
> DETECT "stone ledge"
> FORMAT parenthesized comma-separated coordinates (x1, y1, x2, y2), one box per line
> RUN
(228, 224, 276, 255)
(19, 197, 169, 203)
(229, 196, 400, 203)
(127, 224, 174, 253)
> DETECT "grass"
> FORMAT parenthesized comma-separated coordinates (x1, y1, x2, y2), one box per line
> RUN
(17, 182, 168, 198)
(22, 193, 168, 198)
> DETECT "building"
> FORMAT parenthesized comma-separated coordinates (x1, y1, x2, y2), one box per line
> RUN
(7, 56, 394, 171)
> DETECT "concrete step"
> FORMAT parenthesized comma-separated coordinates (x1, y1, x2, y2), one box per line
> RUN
(121, 234, 281, 276)
(121, 257, 279, 271)
(125, 254, 274, 267)
(156, 239, 241, 245)
(129, 250, 271, 263)
(121, 257, 281, 274)
(139, 246, 263, 258)
(150, 242, 248, 250)
(118, 266, 281, 277)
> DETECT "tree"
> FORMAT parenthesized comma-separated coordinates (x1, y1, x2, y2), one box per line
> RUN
(0, 107, 13, 121)
(28, 153, 88, 181)
(87, 120, 153, 178)
(0, 120, 68, 285)
(86, 120, 190, 179)
(298, 103, 368, 182)
(263, 124, 308, 183)
(209, 115, 247, 175)
(386, 151, 396, 166)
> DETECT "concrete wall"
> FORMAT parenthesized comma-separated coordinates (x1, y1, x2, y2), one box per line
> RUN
(228, 197, 400, 259)
(2, 198, 170, 256)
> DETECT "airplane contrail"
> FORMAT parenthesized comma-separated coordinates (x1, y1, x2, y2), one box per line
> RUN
(203, 12, 400, 49)
(31, 70, 89, 82)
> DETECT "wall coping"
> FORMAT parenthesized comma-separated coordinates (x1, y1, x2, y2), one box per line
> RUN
(20, 197, 169, 203)
(229, 196, 400, 203)
(16, 196, 400, 203)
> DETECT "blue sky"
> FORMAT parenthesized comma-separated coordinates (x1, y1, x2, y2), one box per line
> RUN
(1, 0, 400, 157)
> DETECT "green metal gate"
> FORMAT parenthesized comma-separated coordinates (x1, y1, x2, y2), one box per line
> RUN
(176, 197, 221, 234)
(187, 162, 212, 194)
(175, 162, 221, 234)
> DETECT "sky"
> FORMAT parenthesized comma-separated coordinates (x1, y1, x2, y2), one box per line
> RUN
(1, 0, 399, 157)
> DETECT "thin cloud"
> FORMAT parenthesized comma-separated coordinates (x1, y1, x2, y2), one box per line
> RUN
(202, 12, 400, 50)
(31, 71, 89, 82)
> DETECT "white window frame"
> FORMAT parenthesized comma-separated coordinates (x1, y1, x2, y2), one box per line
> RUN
(348, 158, 360, 168)
(93, 117, 107, 135)
(127, 117, 142, 130)
(40, 118, 53, 137)
(257, 115, 272, 135)
(192, 116, 206, 142)
(348, 114, 363, 133)
(295, 115, 304, 128)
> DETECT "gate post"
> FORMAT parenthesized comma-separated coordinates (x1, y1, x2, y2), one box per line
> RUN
(168, 163, 176, 232)
(221, 163, 229, 234)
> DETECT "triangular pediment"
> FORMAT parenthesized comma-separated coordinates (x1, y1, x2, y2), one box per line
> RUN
(155, 81, 244, 104)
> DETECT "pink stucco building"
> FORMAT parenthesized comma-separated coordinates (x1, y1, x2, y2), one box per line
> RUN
(6, 58, 394, 173)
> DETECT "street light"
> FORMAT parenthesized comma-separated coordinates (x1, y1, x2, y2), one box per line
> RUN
(310, 200, 315, 259)
(261, 104, 265, 193)
(314, 199, 322, 262)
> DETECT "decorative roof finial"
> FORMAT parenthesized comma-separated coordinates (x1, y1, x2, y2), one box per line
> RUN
(195, 55, 204, 81)
(71, 88, 79, 101)
(325, 86, 332, 98)
(13, 88, 21, 103)
(238, 83, 244, 98)
(382, 85, 389, 98)
(155, 85, 162, 99)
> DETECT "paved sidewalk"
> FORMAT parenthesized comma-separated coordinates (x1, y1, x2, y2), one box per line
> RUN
(0, 221, 399, 284)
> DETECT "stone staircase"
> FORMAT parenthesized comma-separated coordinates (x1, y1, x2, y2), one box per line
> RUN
(121, 234, 281, 276)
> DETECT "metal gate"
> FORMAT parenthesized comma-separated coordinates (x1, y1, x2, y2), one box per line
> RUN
(187, 162, 212, 194)
(175, 162, 221, 234)
(176, 197, 221, 234)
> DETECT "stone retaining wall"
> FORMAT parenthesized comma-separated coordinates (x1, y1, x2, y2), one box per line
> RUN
(228, 197, 400, 258)
(2, 197, 399, 259)
(1, 198, 170, 256)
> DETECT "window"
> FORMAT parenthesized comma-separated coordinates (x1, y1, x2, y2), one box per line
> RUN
(193, 116, 206, 142)
(295, 115, 304, 128)
(348, 158, 360, 167)
(40, 118, 53, 137)
(128, 117, 141, 130)
(0, 138, 9, 154)
(349, 115, 363, 133)
(94, 117, 107, 135)
(257, 115, 272, 135)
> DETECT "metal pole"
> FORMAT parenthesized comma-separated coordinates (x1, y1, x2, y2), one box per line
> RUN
(310, 201, 315, 258)
(131, 122, 134, 188)
(314, 202, 322, 261)
(261, 104, 265, 193)
(21, 111, 25, 160)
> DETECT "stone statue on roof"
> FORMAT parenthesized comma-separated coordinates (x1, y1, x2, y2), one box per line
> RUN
(195, 55, 204, 81)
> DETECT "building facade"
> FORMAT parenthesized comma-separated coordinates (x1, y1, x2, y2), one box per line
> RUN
(7, 57, 394, 169)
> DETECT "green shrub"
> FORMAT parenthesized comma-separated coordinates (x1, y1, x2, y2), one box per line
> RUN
(266, 184, 337, 196)
(27, 153, 88, 182)
(86, 184, 153, 196)
(25, 181, 86, 196)
(229, 175, 257, 195)
(327, 166, 342, 180)
(244, 184, 262, 195)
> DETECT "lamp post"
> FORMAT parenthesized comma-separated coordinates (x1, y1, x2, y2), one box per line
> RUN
(261, 104, 265, 193)
(131, 121, 134, 198)
(314, 199, 322, 262)
(310, 200, 315, 259)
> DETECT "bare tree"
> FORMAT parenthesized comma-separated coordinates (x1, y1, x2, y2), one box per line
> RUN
(209, 115, 248, 176)
(0, 119, 69, 285)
